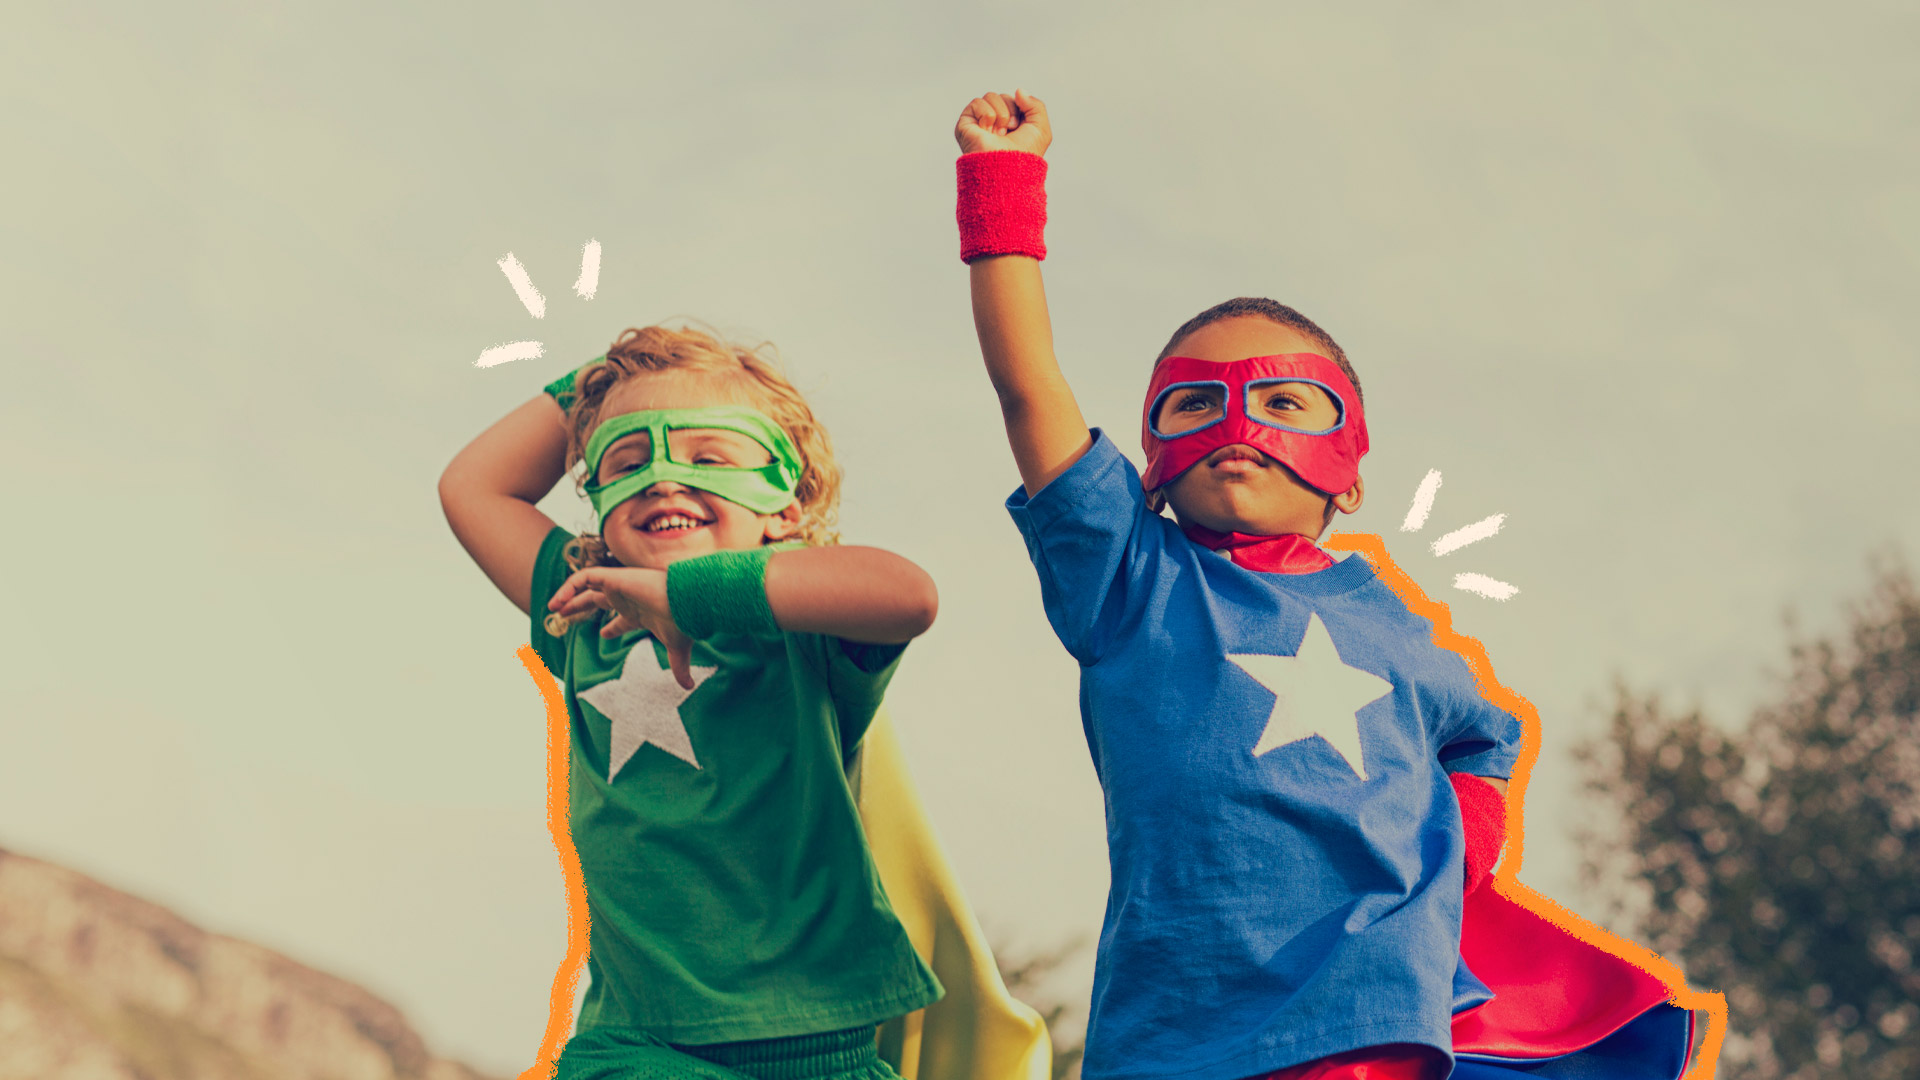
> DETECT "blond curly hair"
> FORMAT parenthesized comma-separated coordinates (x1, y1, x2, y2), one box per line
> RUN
(558, 323, 842, 579)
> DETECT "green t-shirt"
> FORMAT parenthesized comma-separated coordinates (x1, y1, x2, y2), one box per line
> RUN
(529, 528, 943, 1044)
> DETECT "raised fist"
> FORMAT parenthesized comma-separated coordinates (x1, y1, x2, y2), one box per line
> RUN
(954, 90, 1052, 156)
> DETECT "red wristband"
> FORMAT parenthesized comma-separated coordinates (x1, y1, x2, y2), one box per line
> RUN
(956, 151, 1048, 263)
(1451, 773, 1507, 896)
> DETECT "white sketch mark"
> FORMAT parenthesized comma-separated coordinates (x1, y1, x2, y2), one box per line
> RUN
(1401, 469, 1443, 532)
(1431, 513, 1506, 557)
(497, 253, 547, 318)
(476, 340, 546, 369)
(574, 239, 601, 300)
(1454, 573, 1519, 601)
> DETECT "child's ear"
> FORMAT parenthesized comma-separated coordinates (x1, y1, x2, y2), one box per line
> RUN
(1331, 476, 1365, 516)
(762, 500, 803, 542)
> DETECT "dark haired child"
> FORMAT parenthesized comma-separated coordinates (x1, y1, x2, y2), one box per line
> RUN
(950, 91, 1693, 1080)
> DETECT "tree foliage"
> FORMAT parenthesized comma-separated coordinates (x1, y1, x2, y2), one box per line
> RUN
(1577, 560, 1920, 1079)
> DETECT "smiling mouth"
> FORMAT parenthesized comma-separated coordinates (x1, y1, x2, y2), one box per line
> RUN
(641, 512, 711, 534)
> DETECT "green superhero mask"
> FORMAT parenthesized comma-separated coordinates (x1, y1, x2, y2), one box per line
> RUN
(583, 406, 803, 520)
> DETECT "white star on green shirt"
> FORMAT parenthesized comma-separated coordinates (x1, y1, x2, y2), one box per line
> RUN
(577, 645, 717, 778)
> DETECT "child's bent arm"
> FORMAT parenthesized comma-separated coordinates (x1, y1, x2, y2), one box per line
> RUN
(970, 254, 1094, 496)
(765, 547, 938, 644)
(546, 547, 936, 687)
(440, 395, 570, 615)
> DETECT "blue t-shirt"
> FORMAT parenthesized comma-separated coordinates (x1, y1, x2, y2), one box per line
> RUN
(1006, 433, 1523, 1080)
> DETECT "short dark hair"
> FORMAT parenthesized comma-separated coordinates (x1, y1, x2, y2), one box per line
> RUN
(1156, 297, 1362, 407)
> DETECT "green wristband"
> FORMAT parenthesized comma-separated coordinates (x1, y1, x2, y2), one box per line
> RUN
(542, 356, 604, 410)
(667, 546, 780, 640)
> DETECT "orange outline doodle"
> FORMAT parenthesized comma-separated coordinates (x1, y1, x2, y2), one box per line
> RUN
(1324, 533, 1727, 1080)
(517, 644, 590, 1080)
(511, 536, 1729, 1080)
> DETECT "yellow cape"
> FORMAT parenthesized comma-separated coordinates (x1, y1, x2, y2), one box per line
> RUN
(857, 712, 1055, 1080)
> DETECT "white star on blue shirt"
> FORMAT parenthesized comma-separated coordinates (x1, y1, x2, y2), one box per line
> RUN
(1229, 613, 1393, 780)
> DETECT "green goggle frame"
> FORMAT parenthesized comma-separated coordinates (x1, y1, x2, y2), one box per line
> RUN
(583, 406, 803, 519)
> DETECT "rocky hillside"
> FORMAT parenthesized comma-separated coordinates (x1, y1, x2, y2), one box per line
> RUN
(0, 847, 499, 1080)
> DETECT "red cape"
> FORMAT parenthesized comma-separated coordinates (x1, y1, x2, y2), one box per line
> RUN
(1453, 885, 1676, 1058)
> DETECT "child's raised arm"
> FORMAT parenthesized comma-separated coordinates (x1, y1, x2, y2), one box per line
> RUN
(956, 91, 1093, 496)
(439, 395, 570, 614)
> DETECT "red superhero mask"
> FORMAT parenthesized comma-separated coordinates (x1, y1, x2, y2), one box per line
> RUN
(1140, 353, 1369, 496)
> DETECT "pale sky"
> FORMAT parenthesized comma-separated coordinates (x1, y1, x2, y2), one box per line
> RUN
(4, 2, 1916, 1074)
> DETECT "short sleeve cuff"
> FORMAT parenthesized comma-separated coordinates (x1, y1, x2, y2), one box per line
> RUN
(1440, 745, 1520, 781)
(542, 368, 578, 409)
(838, 639, 908, 674)
(1004, 429, 1144, 539)
(529, 527, 576, 675)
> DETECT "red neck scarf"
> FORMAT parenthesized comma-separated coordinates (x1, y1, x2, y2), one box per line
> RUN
(1181, 525, 1333, 574)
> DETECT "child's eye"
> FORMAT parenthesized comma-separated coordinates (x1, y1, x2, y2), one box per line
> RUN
(1176, 394, 1217, 413)
(692, 454, 732, 466)
(1266, 393, 1302, 411)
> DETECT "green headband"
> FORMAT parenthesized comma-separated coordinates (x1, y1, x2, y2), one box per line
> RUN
(583, 406, 804, 519)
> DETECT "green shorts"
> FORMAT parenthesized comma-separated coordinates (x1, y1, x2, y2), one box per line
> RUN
(555, 1025, 903, 1080)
